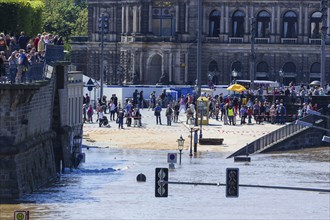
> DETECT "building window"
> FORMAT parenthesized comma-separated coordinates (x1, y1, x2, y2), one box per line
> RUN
(152, 0, 175, 36)
(282, 62, 297, 85)
(209, 10, 221, 37)
(256, 61, 269, 80)
(283, 11, 298, 38)
(232, 10, 245, 37)
(257, 11, 270, 38)
(310, 12, 322, 38)
(257, 61, 269, 72)
(310, 62, 321, 73)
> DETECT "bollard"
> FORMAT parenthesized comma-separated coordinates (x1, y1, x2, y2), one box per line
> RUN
(136, 173, 146, 182)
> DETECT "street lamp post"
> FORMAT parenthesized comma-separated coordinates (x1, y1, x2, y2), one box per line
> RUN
(189, 127, 199, 157)
(177, 135, 185, 165)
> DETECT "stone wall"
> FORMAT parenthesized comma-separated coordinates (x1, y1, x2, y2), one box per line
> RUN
(0, 131, 56, 199)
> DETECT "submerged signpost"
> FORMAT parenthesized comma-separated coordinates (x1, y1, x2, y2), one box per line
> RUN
(154, 167, 330, 198)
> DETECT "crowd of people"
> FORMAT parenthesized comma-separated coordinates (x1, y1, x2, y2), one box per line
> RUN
(82, 85, 328, 129)
(0, 31, 63, 83)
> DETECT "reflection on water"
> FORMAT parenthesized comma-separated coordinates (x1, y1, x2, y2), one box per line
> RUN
(0, 147, 329, 219)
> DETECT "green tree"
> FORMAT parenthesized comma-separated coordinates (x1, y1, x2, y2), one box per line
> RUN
(41, 0, 87, 44)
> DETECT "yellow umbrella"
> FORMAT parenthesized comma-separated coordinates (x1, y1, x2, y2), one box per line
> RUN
(227, 84, 247, 92)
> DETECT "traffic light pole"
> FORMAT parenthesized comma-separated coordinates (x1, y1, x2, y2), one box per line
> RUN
(100, 14, 105, 101)
(321, 0, 328, 88)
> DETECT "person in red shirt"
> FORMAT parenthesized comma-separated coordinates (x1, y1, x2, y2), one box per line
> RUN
(34, 34, 41, 51)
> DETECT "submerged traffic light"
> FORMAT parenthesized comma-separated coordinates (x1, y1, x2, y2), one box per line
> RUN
(226, 168, 239, 198)
(155, 168, 168, 197)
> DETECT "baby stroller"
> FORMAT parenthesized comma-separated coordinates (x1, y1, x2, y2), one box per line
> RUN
(102, 116, 111, 127)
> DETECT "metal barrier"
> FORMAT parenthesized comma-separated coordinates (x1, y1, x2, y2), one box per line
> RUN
(227, 110, 323, 158)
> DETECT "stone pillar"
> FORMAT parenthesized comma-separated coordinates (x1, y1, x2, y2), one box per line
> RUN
(133, 5, 137, 33)
(185, 53, 188, 82)
(271, 6, 275, 34)
(299, 5, 303, 35)
(125, 5, 130, 34)
(245, 5, 249, 34)
(149, 3, 152, 33)
(139, 53, 143, 82)
(277, 5, 281, 36)
(225, 5, 229, 33)
(185, 3, 189, 32)
(169, 52, 173, 82)
(175, 4, 179, 33)
(122, 5, 125, 34)
(304, 6, 308, 35)
(220, 6, 225, 33)
(138, 6, 141, 33)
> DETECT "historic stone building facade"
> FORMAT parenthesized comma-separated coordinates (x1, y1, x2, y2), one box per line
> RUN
(71, 0, 329, 86)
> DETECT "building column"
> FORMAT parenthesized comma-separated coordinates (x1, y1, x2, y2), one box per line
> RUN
(185, 3, 189, 32)
(169, 53, 173, 82)
(149, 3, 152, 33)
(220, 6, 225, 33)
(122, 5, 125, 34)
(133, 6, 137, 33)
(125, 5, 130, 34)
(271, 6, 275, 34)
(328, 7, 330, 35)
(299, 5, 303, 34)
(304, 6, 308, 35)
(277, 5, 281, 35)
(184, 53, 188, 82)
(138, 6, 141, 33)
(245, 5, 249, 34)
(139, 53, 143, 82)
(225, 5, 229, 33)
(175, 4, 179, 33)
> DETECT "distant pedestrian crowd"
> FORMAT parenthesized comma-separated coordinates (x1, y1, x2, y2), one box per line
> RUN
(82, 85, 327, 130)
(0, 31, 63, 83)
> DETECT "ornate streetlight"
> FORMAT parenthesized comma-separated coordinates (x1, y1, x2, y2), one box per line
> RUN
(177, 135, 185, 165)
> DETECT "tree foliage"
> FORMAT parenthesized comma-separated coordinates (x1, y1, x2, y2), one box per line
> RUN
(41, 0, 88, 43)
(0, 0, 44, 36)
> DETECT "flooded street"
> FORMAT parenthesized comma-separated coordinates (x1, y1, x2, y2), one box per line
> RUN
(0, 146, 329, 219)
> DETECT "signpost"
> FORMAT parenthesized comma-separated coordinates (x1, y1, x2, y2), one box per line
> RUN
(14, 211, 29, 220)
(167, 153, 177, 169)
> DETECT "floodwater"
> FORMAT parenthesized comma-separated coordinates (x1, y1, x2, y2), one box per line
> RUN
(0, 146, 329, 220)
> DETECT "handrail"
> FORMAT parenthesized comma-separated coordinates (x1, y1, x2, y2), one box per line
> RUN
(227, 109, 324, 158)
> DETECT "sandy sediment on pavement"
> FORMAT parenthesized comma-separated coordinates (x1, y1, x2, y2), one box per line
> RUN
(83, 118, 282, 154)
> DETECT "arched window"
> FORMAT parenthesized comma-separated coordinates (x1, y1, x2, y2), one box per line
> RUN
(209, 60, 218, 72)
(257, 61, 269, 73)
(152, 0, 175, 36)
(283, 62, 296, 73)
(257, 11, 270, 38)
(310, 12, 322, 38)
(209, 10, 221, 37)
(231, 61, 242, 73)
(283, 11, 298, 38)
(208, 60, 219, 84)
(232, 10, 245, 37)
(256, 61, 269, 80)
(310, 62, 320, 73)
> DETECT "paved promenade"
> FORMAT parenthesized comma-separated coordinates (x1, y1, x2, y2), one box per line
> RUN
(83, 108, 283, 157)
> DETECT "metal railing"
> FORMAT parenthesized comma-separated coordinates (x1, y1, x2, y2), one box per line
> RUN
(227, 111, 323, 158)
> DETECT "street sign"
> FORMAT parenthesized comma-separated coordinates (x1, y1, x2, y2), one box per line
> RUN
(167, 153, 177, 164)
(14, 211, 29, 220)
(155, 168, 168, 197)
(226, 168, 239, 198)
(87, 78, 94, 91)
